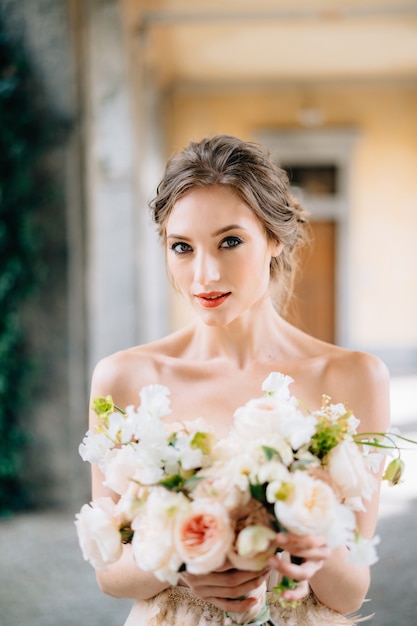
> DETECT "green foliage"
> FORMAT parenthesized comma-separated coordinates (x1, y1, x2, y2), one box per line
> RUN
(0, 16, 56, 513)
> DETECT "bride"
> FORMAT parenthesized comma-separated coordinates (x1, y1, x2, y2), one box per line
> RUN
(88, 135, 390, 625)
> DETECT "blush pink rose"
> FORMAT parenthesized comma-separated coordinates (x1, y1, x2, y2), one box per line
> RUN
(174, 500, 234, 574)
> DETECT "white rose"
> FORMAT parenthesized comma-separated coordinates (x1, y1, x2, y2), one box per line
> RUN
(192, 463, 250, 513)
(232, 396, 303, 444)
(274, 471, 356, 548)
(131, 487, 189, 584)
(174, 500, 234, 574)
(75, 497, 123, 569)
(326, 439, 377, 507)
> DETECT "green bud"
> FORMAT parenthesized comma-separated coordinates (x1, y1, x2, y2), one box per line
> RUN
(383, 457, 405, 486)
(91, 395, 115, 419)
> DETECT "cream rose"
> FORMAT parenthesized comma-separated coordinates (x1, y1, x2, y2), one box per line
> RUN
(75, 497, 123, 569)
(174, 500, 234, 574)
(274, 471, 356, 548)
(232, 394, 316, 452)
(131, 487, 189, 584)
(326, 439, 377, 508)
(192, 466, 250, 514)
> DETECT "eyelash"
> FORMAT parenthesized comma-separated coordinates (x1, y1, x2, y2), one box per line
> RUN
(220, 236, 243, 249)
(170, 236, 243, 255)
(170, 242, 192, 255)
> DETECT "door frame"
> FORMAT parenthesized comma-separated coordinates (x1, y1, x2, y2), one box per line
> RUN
(257, 128, 359, 347)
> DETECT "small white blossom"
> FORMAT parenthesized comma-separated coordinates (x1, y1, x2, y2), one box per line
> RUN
(139, 384, 171, 418)
(79, 431, 113, 465)
(347, 534, 380, 566)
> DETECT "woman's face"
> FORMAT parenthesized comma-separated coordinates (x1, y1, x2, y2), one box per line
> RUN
(165, 185, 280, 327)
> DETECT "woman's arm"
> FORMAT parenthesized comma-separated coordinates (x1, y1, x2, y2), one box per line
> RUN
(302, 351, 390, 614)
(89, 355, 171, 601)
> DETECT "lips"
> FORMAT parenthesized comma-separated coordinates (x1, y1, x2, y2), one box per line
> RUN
(195, 291, 231, 308)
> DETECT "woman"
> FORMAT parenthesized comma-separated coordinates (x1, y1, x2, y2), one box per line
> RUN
(89, 135, 390, 625)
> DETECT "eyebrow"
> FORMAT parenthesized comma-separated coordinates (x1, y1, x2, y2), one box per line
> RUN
(166, 224, 247, 240)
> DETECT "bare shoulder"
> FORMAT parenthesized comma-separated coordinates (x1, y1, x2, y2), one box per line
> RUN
(324, 347, 390, 388)
(323, 347, 391, 432)
(90, 326, 193, 404)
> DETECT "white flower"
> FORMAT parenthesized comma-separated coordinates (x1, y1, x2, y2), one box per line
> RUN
(79, 431, 113, 465)
(346, 534, 380, 566)
(252, 435, 294, 468)
(174, 500, 234, 575)
(279, 412, 317, 451)
(131, 487, 189, 584)
(103, 445, 161, 495)
(346, 411, 360, 434)
(233, 396, 300, 441)
(130, 404, 167, 445)
(75, 497, 123, 569)
(261, 372, 295, 400)
(191, 462, 250, 513)
(256, 459, 291, 487)
(171, 428, 214, 471)
(106, 411, 136, 444)
(327, 439, 377, 507)
(115, 481, 147, 519)
(274, 471, 356, 549)
(363, 449, 385, 474)
(139, 384, 171, 418)
(235, 525, 276, 563)
(165, 417, 213, 436)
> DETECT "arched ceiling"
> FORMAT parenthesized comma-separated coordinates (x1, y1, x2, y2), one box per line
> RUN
(121, 0, 417, 87)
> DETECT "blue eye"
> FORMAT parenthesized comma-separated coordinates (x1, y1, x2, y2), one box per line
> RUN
(171, 242, 192, 254)
(220, 236, 243, 249)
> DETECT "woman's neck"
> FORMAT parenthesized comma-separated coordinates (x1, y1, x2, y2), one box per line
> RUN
(185, 299, 288, 368)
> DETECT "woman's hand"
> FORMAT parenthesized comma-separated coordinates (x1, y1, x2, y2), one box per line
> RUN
(268, 533, 331, 603)
(179, 559, 270, 614)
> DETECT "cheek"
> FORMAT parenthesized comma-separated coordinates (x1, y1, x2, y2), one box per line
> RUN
(166, 257, 191, 293)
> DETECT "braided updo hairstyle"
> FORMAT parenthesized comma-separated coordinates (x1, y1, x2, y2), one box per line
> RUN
(150, 135, 310, 313)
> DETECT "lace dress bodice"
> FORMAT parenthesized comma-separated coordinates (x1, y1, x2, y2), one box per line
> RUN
(123, 585, 362, 626)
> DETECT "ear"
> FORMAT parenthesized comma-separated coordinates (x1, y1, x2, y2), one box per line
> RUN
(270, 240, 284, 258)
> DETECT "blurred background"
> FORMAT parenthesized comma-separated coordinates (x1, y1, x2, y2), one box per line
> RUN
(0, 0, 416, 625)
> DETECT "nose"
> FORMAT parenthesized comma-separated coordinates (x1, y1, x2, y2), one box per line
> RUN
(193, 251, 221, 286)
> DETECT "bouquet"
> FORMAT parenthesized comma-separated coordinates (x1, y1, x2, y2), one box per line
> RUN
(75, 372, 410, 626)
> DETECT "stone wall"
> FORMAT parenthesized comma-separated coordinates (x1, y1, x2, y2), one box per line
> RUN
(1, 0, 88, 509)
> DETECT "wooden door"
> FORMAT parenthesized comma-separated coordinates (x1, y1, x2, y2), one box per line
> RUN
(285, 220, 336, 344)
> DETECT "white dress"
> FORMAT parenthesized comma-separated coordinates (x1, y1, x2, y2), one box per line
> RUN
(124, 585, 364, 626)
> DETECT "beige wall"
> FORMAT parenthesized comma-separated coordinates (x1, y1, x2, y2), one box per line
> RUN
(161, 82, 417, 359)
